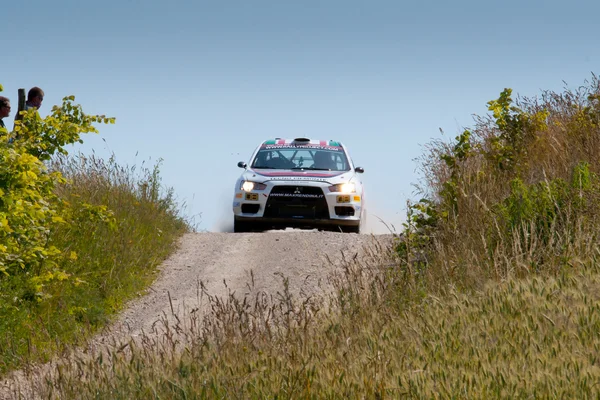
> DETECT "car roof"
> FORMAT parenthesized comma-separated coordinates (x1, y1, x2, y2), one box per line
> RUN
(262, 138, 344, 147)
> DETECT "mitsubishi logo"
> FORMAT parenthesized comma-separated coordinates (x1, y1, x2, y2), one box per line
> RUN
(294, 187, 301, 194)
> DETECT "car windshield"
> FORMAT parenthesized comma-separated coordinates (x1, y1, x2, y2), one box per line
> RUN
(251, 145, 351, 171)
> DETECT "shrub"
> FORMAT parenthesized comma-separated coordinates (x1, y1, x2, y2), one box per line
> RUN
(398, 76, 600, 289)
(0, 84, 189, 373)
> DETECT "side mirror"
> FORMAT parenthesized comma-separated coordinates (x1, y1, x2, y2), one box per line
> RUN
(355, 166, 364, 173)
(237, 161, 247, 169)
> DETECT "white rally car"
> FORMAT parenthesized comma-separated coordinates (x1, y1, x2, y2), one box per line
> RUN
(232, 138, 365, 233)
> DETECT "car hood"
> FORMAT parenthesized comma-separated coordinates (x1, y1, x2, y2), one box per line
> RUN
(243, 168, 351, 185)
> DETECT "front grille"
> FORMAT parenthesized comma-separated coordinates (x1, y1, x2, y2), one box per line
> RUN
(264, 186, 329, 219)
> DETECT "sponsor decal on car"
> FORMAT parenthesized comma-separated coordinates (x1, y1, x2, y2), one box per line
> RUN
(254, 171, 343, 178)
(262, 144, 342, 150)
(269, 193, 324, 199)
(263, 139, 342, 147)
(260, 176, 336, 182)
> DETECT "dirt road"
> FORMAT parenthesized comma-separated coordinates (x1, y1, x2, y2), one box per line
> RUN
(109, 230, 388, 338)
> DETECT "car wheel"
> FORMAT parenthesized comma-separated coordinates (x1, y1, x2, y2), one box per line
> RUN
(234, 219, 264, 233)
(234, 219, 250, 233)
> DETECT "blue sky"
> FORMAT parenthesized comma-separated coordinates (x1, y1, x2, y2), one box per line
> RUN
(2, 0, 598, 233)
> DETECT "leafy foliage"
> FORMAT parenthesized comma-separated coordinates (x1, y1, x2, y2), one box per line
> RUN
(0, 84, 189, 373)
(13, 96, 114, 161)
(485, 88, 550, 173)
(0, 89, 114, 288)
(399, 74, 600, 290)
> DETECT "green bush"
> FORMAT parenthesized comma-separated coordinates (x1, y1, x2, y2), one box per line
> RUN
(400, 75, 600, 288)
(0, 84, 189, 373)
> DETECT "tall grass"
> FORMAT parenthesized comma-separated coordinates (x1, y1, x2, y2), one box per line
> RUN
(12, 236, 600, 399)
(406, 75, 600, 292)
(0, 153, 190, 374)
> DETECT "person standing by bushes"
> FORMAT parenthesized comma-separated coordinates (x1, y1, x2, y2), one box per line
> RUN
(25, 86, 44, 111)
(12, 87, 44, 143)
(0, 96, 10, 133)
(14, 86, 44, 125)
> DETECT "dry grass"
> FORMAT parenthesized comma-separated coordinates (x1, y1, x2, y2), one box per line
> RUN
(5, 235, 600, 399)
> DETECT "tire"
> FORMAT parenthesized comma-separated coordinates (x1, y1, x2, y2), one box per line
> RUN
(234, 219, 263, 233)
(234, 219, 250, 233)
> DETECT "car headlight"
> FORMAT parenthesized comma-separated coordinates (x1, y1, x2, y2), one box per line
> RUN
(241, 181, 267, 191)
(328, 183, 356, 193)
